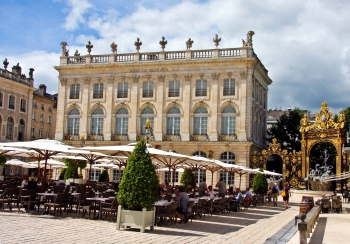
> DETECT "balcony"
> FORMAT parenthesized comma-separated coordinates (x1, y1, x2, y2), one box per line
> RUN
(190, 134, 209, 141)
(93, 93, 103, 99)
(111, 134, 129, 141)
(87, 134, 104, 141)
(117, 92, 128, 98)
(163, 134, 181, 141)
(63, 134, 79, 141)
(69, 94, 79, 99)
(219, 134, 237, 141)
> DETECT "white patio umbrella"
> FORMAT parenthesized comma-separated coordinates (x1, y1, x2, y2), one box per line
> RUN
(1, 139, 91, 190)
(253, 168, 283, 176)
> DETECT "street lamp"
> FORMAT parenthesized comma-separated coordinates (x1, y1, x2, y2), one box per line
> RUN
(80, 135, 85, 147)
(144, 118, 153, 142)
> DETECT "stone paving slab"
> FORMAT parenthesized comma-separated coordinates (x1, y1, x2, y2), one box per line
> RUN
(0, 193, 350, 244)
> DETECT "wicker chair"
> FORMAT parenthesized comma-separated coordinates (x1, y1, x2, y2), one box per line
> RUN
(0, 188, 13, 211)
(157, 201, 179, 226)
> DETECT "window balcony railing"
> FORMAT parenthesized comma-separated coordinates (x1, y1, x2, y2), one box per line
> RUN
(168, 91, 180, 97)
(63, 134, 79, 141)
(70, 94, 79, 99)
(93, 93, 103, 99)
(190, 134, 209, 141)
(111, 134, 129, 141)
(137, 133, 154, 141)
(218, 134, 237, 141)
(142, 91, 153, 98)
(195, 90, 207, 96)
(163, 134, 181, 141)
(223, 89, 235, 96)
(117, 92, 128, 98)
(87, 134, 104, 141)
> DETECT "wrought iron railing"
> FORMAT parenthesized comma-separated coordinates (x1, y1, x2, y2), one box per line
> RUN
(190, 134, 209, 141)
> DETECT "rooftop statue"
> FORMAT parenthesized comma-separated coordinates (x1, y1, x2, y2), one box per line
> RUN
(60, 42, 69, 56)
(186, 38, 194, 50)
(213, 34, 221, 47)
(134, 37, 142, 51)
(3, 58, 9, 69)
(242, 30, 255, 47)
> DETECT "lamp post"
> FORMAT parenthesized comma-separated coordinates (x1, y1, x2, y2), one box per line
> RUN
(144, 118, 153, 142)
(80, 135, 85, 147)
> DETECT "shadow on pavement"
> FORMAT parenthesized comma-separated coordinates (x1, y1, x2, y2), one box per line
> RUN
(309, 217, 327, 244)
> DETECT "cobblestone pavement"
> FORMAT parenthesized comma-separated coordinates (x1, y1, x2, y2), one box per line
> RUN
(1, 193, 348, 244)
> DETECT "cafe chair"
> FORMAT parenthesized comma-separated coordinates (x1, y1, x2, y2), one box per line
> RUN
(101, 198, 118, 221)
(18, 189, 43, 214)
(0, 188, 13, 211)
(184, 200, 195, 223)
(44, 193, 65, 216)
(158, 201, 178, 227)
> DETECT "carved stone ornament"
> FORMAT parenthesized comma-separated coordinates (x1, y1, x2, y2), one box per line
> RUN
(227, 72, 232, 78)
(110, 42, 118, 54)
(146, 75, 151, 81)
(211, 72, 220, 80)
(242, 30, 255, 47)
(158, 74, 165, 82)
(86, 41, 93, 54)
(74, 50, 80, 56)
(107, 76, 115, 83)
(186, 38, 194, 50)
(83, 77, 91, 85)
(60, 42, 69, 56)
(60, 78, 67, 85)
(159, 36, 168, 51)
(199, 73, 204, 79)
(121, 76, 126, 82)
(184, 73, 192, 81)
(132, 75, 140, 83)
(3, 58, 9, 69)
(213, 34, 221, 48)
(240, 71, 247, 79)
(134, 37, 142, 51)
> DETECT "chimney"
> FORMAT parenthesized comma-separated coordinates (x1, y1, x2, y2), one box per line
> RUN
(39, 84, 46, 95)
(12, 63, 22, 75)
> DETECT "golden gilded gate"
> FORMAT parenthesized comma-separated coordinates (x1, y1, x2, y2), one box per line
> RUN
(250, 102, 347, 189)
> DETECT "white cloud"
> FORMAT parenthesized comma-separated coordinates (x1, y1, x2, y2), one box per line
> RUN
(63, 0, 92, 31)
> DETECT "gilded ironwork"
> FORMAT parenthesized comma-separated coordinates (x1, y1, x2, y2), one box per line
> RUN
(163, 134, 181, 141)
(111, 134, 129, 141)
(190, 134, 209, 141)
(87, 134, 104, 141)
(218, 134, 237, 141)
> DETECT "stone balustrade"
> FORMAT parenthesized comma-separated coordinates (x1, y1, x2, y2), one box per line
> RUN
(0, 68, 33, 86)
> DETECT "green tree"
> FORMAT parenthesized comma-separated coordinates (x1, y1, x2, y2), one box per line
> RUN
(0, 154, 6, 166)
(252, 168, 268, 194)
(266, 108, 304, 152)
(180, 168, 195, 188)
(63, 159, 76, 179)
(117, 140, 159, 210)
(59, 168, 67, 179)
(98, 169, 109, 182)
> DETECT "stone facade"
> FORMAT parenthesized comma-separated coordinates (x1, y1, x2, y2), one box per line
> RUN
(55, 34, 272, 188)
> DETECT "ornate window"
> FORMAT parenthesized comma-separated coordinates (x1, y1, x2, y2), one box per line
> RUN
(40, 114, 44, 123)
(115, 108, 129, 135)
(6, 117, 14, 140)
(20, 99, 26, 112)
(41, 104, 45, 110)
(67, 108, 80, 135)
(221, 106, 236, 134)
(70, 84, 80, 99)
(223, 79, 235, 96)
(32, 112, 36, 121)
(220, 152, 235, 185)
(143, 81, 153, 98)
(168, 80, 180, 97)
(195, 80, 207, 96)
(33, 101, 37, 108)
(193, 107, 208, 135)
(18, 119, 25, 141)
(117, 82, 128, 98)
(166, 107, 180, 135)
(91, 108, 104, 134)
(93, 83, 104, 99)
(46, 130, 51, 139)
(48, 106, 52, 112)
(0, 92, 3, 107)
(140, 107, 154, 134)
(47, 116, 51, 124)
(8, 95, 15, 110)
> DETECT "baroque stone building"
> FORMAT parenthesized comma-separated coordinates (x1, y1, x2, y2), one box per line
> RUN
(55, 32, 272, 187)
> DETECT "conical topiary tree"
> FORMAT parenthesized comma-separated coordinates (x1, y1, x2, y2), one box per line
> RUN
(99, 169, 109, 182)
(252, 168, 269, 194)
(180, 168, 195, 188)
(117, 140, 159, 211)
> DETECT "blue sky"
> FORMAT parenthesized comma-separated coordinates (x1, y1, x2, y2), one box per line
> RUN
(1, 0, 350, 114)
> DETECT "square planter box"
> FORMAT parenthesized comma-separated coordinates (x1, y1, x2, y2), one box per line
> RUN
(116, 205, 155, 233)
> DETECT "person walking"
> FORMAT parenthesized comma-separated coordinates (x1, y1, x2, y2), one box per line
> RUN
(271, 183, 279, 206)
(198, 178, 207, 197)
(216, 178, 226, 198)
(282, 183, 290, 209)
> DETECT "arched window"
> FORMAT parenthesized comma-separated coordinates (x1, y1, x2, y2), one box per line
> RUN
(193, 151, 207, 184)
(193, 107, 208, 135)
(18, 119, 25, 141)
(115, 108, 128, 135)
(140, 107, 154, 134)
(166, 107, 180, 135)
(67, 108, 80, 135)
(91, 108, 104, 134)
(6, 117, 14, 139)
(221, 106, 236, 135)
(220, 152, 235, 185)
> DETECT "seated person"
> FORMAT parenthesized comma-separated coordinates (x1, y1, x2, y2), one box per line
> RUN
(21, 177, 29, 187)
(175, 186, 190, 223)
(206, 185, 216, 198)
(245, 188, 253, 202)
(228, 186, 234, 195)
(231, 189, 243, 204)
(159, 183, 167, 199)
(56, 176, 66, 186)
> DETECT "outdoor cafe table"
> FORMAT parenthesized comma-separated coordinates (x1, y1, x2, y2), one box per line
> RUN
(154, 200, 172, 226)
(86, 197, 109, 220)
(37, 192, 57, 202)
